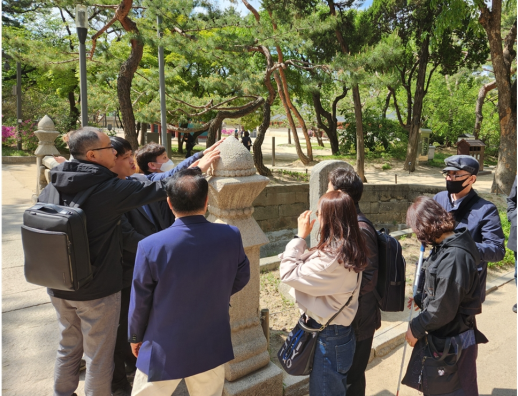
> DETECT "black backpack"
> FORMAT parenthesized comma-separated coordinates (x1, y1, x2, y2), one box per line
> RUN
(358, 216, 406, 312)
(21, 184, 97, 291)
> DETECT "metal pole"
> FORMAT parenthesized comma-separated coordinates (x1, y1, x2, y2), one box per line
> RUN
(288, 128, 291, 144)
(272, 136, 275, 167)
(77, 28, 88, 127)
(16, 62, 22, 150)
(395, 174, 397, 184)
(157, 16, 170, 157)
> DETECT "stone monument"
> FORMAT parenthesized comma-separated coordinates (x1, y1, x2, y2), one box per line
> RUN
(207, 136, 283, 396)
(33, 115, 60, 200)
(309, 160, 354, 247)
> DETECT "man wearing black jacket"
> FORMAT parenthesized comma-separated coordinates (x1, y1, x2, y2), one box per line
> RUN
(37, 127, 219, 396)
(328, 168, 380, 396)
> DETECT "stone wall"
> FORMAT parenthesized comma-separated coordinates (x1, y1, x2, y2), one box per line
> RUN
(252, 183, 309, 258)
(253, 182, 443, 257)
(358, 184, 443, 227)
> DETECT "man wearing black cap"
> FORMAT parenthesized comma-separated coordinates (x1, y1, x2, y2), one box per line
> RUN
(434, 154, 505, 302)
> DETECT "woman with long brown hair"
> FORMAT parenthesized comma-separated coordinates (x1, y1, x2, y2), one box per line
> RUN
(402, 196, 485, 395)
(279, 190, 367, 395)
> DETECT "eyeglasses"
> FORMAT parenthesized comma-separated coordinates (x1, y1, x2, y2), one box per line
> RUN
(442, 172, 471, 181)
(89, 145, 114, 152)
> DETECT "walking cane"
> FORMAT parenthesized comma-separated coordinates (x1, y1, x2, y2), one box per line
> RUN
(396, 244, 425, 396)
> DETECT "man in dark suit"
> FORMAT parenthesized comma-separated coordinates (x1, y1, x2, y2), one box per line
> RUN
(128, 168, 250, 396)
(109, 137, 221, 396)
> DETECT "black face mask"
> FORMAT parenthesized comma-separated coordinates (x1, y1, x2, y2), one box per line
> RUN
(446, 179, 470, 195)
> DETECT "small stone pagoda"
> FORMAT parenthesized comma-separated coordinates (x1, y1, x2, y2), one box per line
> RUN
(207, 137, 283, 396)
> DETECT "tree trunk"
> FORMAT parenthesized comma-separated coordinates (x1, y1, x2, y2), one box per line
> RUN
(273, 71, 310, 164)
(479, 4, 516, 193)
(277, 67, 313, 162)
(205, 97, 265, 147)
(474, 80, 497, 139)
(404, 35, 430, 172)
(140, 122, 147, 146)
(312, 90, 340, 154)
(382, 90, 391, 119)
(67, 89, 80, 132)
(253, 101, 273, 176)
(288, 128, 291, 144)
(352, 86, 367, 182)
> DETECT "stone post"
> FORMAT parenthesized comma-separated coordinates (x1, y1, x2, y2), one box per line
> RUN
(207, 136, 283, 396)
(309, 160, 353, 247)
(33, 115, 60, 198)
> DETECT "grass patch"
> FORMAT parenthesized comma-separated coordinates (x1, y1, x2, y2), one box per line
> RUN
(274, 169, 310, 182)
(169, 145, 204, 155)
(382, 163, 392, 170)
(428, 151, 449, 168)
(2, 146, 32, 156)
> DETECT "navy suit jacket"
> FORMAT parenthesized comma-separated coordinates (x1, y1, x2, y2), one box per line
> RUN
(128, 215, 250, 381)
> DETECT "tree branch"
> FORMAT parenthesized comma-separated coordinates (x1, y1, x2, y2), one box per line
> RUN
(90, 15, 118, 59)
(172, 26, 197, 41)
(242, 0, 260, 23)
(388, 86, 407, 128)
(424, 63, 439, 94)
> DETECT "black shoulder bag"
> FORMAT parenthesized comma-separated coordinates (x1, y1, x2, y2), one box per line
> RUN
(402, 334, 464, 395)
(277, 274, 360, 376)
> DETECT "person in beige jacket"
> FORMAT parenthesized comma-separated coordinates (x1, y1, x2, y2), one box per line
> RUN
(279, 190, 367, 395)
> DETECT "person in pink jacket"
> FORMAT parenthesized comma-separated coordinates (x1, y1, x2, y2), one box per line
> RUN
(279, 190, 367, 395)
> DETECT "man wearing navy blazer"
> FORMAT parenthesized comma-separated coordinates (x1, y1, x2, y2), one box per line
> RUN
(128, 168, 250, 396)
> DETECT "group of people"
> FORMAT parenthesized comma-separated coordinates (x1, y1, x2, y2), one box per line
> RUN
(38, 126, 514, 396)
(279, 155, 514, 395)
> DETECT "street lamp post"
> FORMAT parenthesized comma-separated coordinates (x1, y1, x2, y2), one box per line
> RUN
(76, 5, 89, 127)
(157, 16, 170, 157)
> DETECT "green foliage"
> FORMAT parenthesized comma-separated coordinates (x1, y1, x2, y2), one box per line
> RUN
(338, 109, 408, 158)
(382, 163, 392, 170)
(488, 210, 515, 267)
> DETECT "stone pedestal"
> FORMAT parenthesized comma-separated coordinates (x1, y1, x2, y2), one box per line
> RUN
(206, 137, 283, 395)
(33, 115, 60, 197)
(309, 160, 353, 247)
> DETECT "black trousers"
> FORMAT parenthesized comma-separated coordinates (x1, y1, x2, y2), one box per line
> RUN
(346, 336, 373, 396)
(112, 286, 137, 391)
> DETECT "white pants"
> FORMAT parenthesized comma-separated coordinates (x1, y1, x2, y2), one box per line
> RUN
(131, 365, 225, 396)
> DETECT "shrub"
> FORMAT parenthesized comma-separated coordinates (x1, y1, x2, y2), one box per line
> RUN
(338, 109, 408, 159)
(2, 125, 16, 145)
(19, 120, 38, 152)
(382, 163, 392, 170)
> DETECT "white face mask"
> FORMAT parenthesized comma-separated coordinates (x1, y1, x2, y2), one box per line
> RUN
(158, 159, 175, 172)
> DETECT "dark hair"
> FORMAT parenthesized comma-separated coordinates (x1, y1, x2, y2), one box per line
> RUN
(244, 131, 250, 137)
(328, 167, 363, 203)
(166, 168, 208, 214)
(312, 190, 367, 272)
(110, 136, 132, 157)
(135, 142, 166, 174)
(406, 196, 455, 247)
(68, 127, 102, 157)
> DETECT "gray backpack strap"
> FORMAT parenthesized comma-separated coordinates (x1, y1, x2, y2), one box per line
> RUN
(69, 185, 98, 208)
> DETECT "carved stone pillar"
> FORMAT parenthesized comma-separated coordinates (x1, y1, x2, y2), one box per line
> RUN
(33, 115, 60, 197)
(207, 137, 283, 396)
